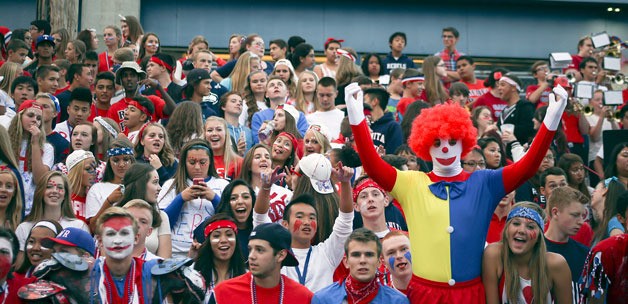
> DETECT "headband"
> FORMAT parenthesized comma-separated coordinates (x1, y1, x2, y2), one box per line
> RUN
(507, 206, 544, 229)
(66, 151, 94, 171)
(33, 221, 60, 236)
(500, 76, 521, 92)
(204, 220, 238, 238)
(325, 37, 344, 48)
(401, 76, 425, 85)
(94, 116, 118, 139)
(604, 176, 619, 188)
(46, 93, 61, 112)
(277, 132, 298, 152)
(352, 178, 386, 202)
(107, 147, 134, 157)
(189, 144, 210, 152)
(150, 56, 173, 73)
(336, 49, 355, 62)
(126, 100, 152, 118)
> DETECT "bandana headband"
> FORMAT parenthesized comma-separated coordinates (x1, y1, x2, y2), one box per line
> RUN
(500, 76, 521, 92)
(337, 49, 355, 62)
(126, 100, 152, 118)
(94, 117, 118, 139)
(204, 220, 238, 237)
(277, 132, 298, 152)
(325, 37, 344, 49)
(352, 178, 386, 202)
(107, 147, 134, 157)
(401, 76, 425, 85)
(150, 56, 173, 73)
(507, 206, 544, 229)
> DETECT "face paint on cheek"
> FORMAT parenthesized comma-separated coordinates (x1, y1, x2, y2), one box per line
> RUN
(404, 251, 412, 265)
(293, 219, 303, 233)
(0, 255, 10, 279)
(527, 230, 537, 241)
(388, 256, 396, 273)
(102, 217, 135, 259)
(310, 220, 317, 232)
(227, 237, 236, 242)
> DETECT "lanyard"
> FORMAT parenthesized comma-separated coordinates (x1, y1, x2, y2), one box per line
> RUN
(293, 247, 312, 285)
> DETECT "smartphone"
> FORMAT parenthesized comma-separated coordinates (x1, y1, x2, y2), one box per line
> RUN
(193, 178, 204, 186)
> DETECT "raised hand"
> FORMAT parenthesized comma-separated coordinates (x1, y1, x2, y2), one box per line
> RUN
(544, 85, 569, 131)
(331, 161, 353, 183)
(344, 82, 365, 125)
(261, 166, 286, 190)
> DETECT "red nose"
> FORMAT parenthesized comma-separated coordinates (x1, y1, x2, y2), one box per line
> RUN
(442, 147, 449, 153)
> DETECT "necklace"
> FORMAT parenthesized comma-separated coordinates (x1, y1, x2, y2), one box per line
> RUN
(104, 259, 136, 304)
(250, 275, 284, 304)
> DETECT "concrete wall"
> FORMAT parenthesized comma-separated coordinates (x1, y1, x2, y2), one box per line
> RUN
(80, 0, 141, 53)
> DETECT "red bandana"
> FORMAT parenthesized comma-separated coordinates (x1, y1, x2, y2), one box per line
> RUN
(344, 275, 380, 304)
(352, 178, 386, 202)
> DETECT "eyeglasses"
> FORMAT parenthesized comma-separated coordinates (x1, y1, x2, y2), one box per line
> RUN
(442, 35, 455, 39)
(462, 161, 486, 168)
(542, 155, 554, 161)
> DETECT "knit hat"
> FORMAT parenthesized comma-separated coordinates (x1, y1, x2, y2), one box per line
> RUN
(65, 150, 94, 171)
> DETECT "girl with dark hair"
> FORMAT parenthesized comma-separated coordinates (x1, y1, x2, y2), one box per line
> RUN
(120, 163, 171, 258)
(134, 122, 178, 185)
(483, 202, 572, 304)
(158, 139, 229, 258)
(314, 38, 342, 80)
(590, 177, 627, 244)
(193, 214, 246, 296)
(478, 136, 508, 169)
(239, 144, 293, 223)
(473, 68, 510, 122)
(138, 32, 160, 62)
(85, 137, 135, 231)
(14, 220, 62, 278)
(166, 101, 204, 157)
(76, 29, 98, 52)
(212, 179, 257, 258)
(120, 15, 144, 47)
(16, 171, 87, 255)
(421, 55, 449, 106)
(241, 70, 268, 127)
(289, 43, 315, 77)
(361, 53, 385, 84)
(604, 142, 628, 186)
(558, 153, 592, 200)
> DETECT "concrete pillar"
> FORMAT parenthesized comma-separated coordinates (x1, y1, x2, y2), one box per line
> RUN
(47, 0, 79, 38)
(80, 0, 141, 53)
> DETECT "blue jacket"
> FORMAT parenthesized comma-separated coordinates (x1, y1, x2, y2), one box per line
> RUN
(370, 111, 403, 154)
(382, 53, 416, 74)
(312, 281, 409, 304)
(250, 108, 309, 144)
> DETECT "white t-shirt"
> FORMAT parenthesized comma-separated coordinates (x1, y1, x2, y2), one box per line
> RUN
(280, 211, 354, 292)
(15, 218, 90, 250)
(586, 114, 615, 162)
(306, 109, 345, 141)
(0, 90, 15, 110)
(85, 182, 119, 220)
(145, 210, 171, 256)
(19, 140, 54, 215)
(0, 107, 15, 128)
(240, 101, 269, 127)
(53, 121, 72, 142)
(254, 184, 293, 223)
(158, 177, 229, 257)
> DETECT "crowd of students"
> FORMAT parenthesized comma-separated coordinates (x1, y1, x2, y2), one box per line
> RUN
(0, 17, 627, 303)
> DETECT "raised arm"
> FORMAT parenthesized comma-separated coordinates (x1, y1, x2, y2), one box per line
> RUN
(502, 85, 567, 193)
(345, 83, 397, 191)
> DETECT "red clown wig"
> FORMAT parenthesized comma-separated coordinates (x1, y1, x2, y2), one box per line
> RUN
(408, 103, 477, 161)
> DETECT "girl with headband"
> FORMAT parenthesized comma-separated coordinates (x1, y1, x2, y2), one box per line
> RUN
(158, 139, 229, 258)
(334, 48, 362, 107)
(93, 116, 120, 161)
(52, 122, 106, 183)
(271, 59, 298, 100)
(86, 138, 135, 232)
(14, 220, 63, 279)
(16, 171, 88, 258)
(65, 150, 97, 223)
(345, 80, 569, 302)
(193, 213, 246, 297)
(134, 122, 178, 185)
(482, 202, 572, 304)
(8, 100, 54, 214)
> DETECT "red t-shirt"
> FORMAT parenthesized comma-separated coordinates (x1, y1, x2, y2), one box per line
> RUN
(88, 104, 110, 122)
(98, 51, 114, 73)
(396, 97, 419, 117)
(107, 95, 166, 131)
(473, 91, 508, 122)
(561, 112, 585, 144)
(213, 155, 243, 180)
(486, 213, 507, 244)
(462, 79, 489, 103)
(213, 273, 313, 304)
(71, 194, 88, 224)
(1, 275, 37, 303)
(525, 84, 552, 108)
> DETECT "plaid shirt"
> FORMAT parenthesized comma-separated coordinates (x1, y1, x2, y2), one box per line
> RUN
(435, 48, 464, 71)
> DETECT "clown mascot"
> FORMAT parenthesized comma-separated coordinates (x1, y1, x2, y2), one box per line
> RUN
(345, 82, 568, 303)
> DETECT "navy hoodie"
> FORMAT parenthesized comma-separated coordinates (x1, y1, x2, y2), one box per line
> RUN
(370, 111, 403, 154)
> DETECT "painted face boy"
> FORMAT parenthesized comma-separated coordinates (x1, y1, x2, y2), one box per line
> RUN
(101, 217, 137, 260)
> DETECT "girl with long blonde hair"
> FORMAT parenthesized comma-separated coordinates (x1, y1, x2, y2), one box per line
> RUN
(241, 70, 267, 127)
(65, 150, 97, 223)
(221, 51, 260, 93)
(482, 202, 572, 304)
(0, 168, 22, 231)
(422, 55, 449, 105)
(293, 70, 318, 114)
(204, 116, 243, 180)
(0, 61, 23, 115)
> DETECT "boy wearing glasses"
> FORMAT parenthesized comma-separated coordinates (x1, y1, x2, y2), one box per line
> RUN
(544, 186, 590, 304)
(434, 27, 463, 82)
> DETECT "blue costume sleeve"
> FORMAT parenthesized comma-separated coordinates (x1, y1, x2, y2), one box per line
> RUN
(164, 194, 185, 230)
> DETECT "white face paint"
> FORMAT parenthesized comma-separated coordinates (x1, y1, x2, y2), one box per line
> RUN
(429, 138, 463, 176)
(101, 217, 135, 260)
(0, 238, 13, 262)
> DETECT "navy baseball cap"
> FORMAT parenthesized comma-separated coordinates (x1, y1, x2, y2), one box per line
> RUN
(42, 227, 95, 257)
(36, 35, 55, 47)
(249, 223, 298, 267)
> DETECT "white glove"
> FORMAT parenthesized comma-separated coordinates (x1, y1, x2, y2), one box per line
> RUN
(543, 85, 568, 131)
(345, 82, 365, 125)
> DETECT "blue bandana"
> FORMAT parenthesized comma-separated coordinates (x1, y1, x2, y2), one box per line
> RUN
(507, 206, 544, 229)
(107, 147, 134, 157)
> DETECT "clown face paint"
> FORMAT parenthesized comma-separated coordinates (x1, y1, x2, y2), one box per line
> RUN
(0, 238, 13, 279)
(101, 217, 135, 260)
(430, 138, 463, 177)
